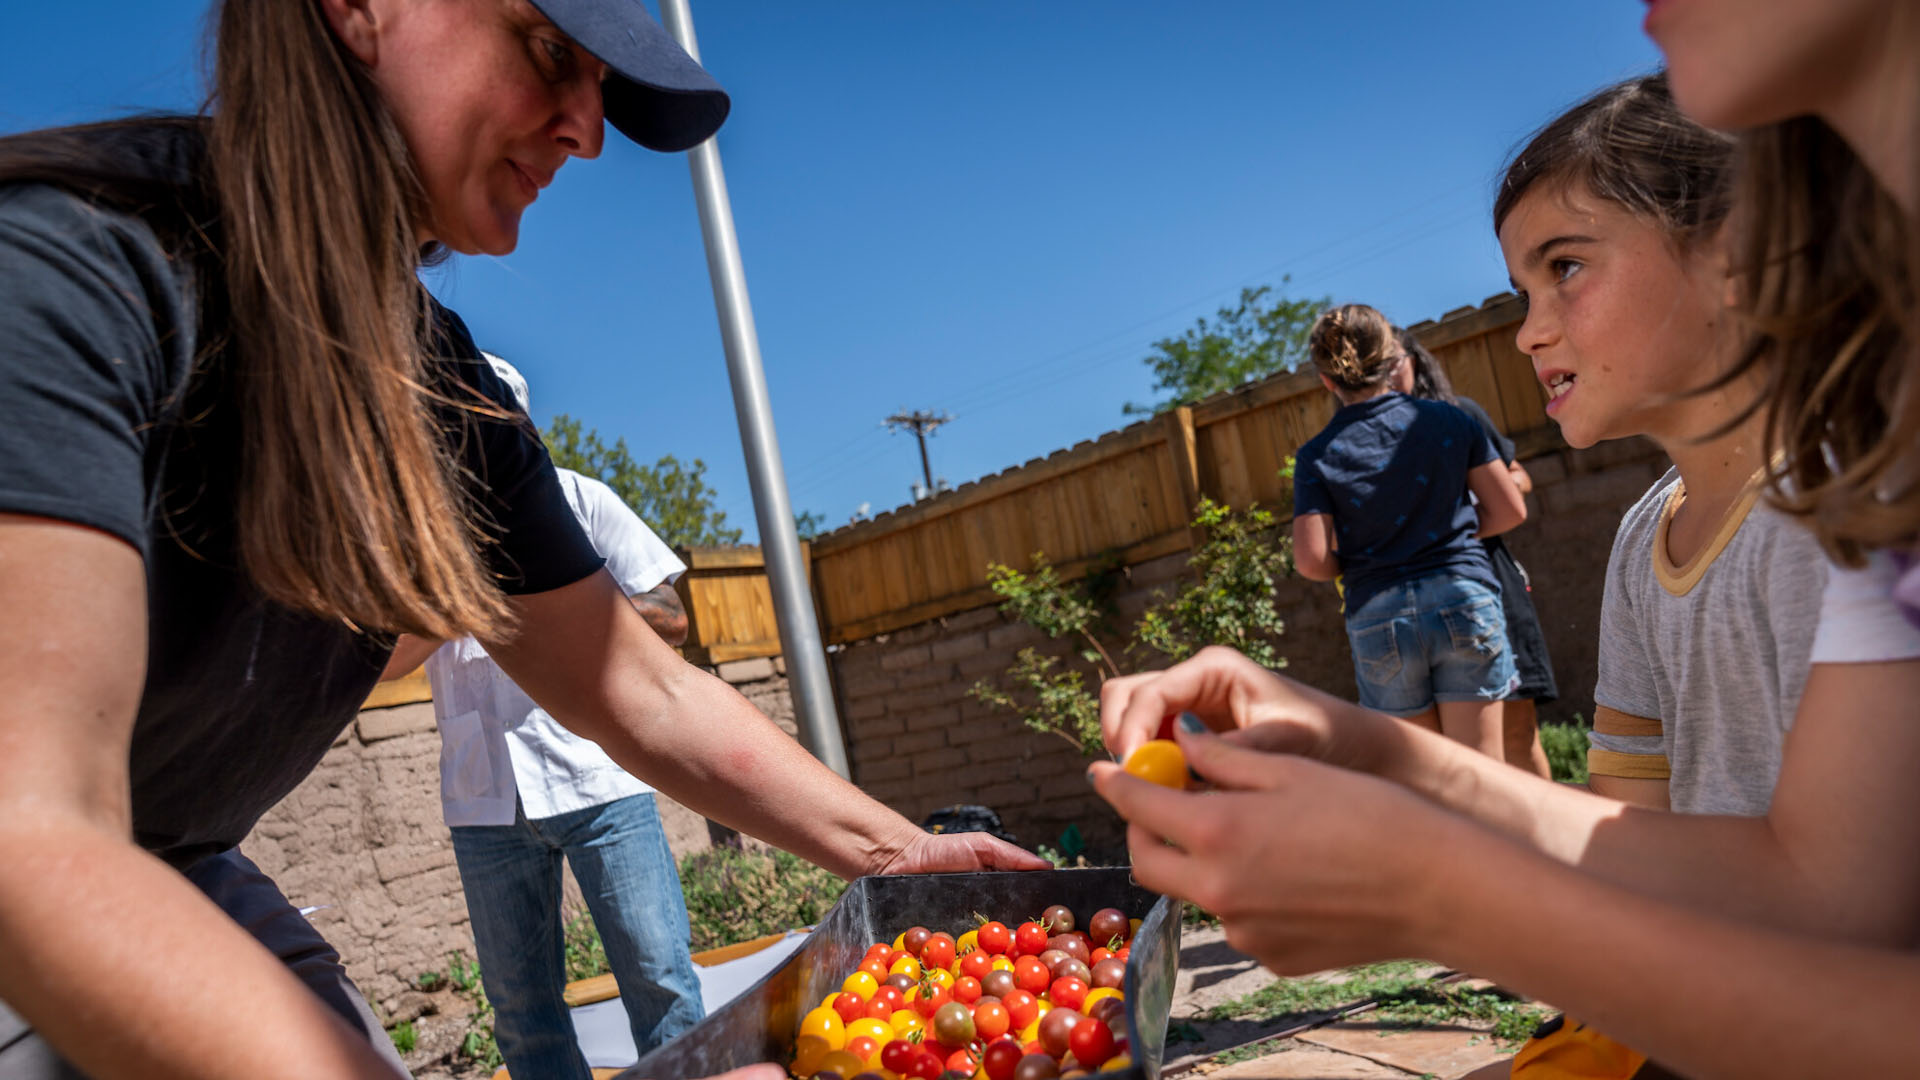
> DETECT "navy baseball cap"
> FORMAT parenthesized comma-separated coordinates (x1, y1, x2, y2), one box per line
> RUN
(529, 0, 730, 152)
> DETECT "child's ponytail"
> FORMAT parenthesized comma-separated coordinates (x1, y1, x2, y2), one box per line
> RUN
(1309, 304, 1399, 393)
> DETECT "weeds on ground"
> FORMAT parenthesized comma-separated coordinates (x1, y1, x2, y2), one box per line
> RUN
(565, 912, 611, 983)
(679, 845, 848, 951)
(417, 952, 502, 1070)
(1205, 961, 1546, 1048)
(1182, 902, 1222, 928)
(387, 1019, 417, 1055)
(1541, 714, 1592, 785)
(1209, 1037, 1288, 1066)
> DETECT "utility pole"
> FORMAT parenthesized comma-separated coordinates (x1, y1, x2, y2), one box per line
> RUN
(885, 410, 952, 493)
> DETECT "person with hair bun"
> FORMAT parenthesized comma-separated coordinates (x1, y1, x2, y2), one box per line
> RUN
(1391, 329, 1556, 778)
(1292, 303, 1529, 757)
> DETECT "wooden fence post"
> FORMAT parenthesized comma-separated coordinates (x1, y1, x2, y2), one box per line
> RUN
(1163, 405, 1205, 551)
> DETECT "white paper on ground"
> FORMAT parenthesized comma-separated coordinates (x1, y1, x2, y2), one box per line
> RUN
(571, 929, 812, 1068)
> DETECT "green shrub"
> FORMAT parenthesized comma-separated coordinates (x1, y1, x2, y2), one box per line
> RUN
(679, 846, 849, 952)
(1541, 716, 1591, 785)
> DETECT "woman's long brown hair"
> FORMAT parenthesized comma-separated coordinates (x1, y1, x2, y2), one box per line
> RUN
(0, 0, 513, 639)
(1728, 117, 1916, 564)
(207, 0, 512, 639)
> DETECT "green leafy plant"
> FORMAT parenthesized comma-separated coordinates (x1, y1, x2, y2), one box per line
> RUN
(387, 1019, 417, 1056)
(432, 952, 502, 1070)
(1541, 714, 1592, 785)
(971, 498, 1293, 756)
(565, 912, 611, 983)
(678, 846, 849, 952)
(1206, 961, 1547, 1048)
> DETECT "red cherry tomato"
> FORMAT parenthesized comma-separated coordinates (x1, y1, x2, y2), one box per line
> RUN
(1022, 1040, 1046, 1058)
(960, 950, 995, 981)
(978, 921, 1012, 955)
(867, 943, 893, 961)
(1049, 976, 1089, 1012)
(1014, 921, 1050, 957)
(1068, 1013, 1116, 1067)
(913, 984, 951, 1019)
(860, 958, 889, 980)
(1112, 947, 1130, 963)
(1089, 947, 1112, 966)
(908, 1049, 945, 1080)
(982, 1037, 1024, 1080)
(946, 1047, 981, 1075)
(922, 933, 957, 971)
(952, 976, 983, 1005)
(1013, 956, 1051, 996)
(881, 1039, 918, 1074)
(1001, 989, 1038, 1030)
(887, 948, 911, 968)
(833, 992, 866, 1024)
(973, 999, 1011, 1041)
(846, 1035, 880, 1065)
(862, 996, 894, 1022)
(874, 986, 905, 1011)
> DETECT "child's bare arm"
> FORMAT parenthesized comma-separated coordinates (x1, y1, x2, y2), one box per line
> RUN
(1291, 513, 1340, 581)
(1467, 460, 1527, 538)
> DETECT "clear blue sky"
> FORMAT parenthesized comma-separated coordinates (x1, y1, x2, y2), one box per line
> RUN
(4, 2, 1661, 542)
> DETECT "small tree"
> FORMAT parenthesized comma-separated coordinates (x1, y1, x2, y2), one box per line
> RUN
(543, 414, 743, 547)
(970, 497, 1294, 756)
(1124, 281, 1330, 416)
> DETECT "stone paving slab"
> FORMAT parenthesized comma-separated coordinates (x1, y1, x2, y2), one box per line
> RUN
(1200, 1041, 1419, 1079)
(1296, 1022, 1511, 1078)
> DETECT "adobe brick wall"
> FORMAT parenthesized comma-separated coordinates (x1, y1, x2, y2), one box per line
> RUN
(241, 664, 796, 1019)
(829, 436, 1670, 856)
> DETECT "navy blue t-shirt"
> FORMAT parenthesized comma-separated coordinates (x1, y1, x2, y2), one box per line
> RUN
(1292, 393, 1499, 614)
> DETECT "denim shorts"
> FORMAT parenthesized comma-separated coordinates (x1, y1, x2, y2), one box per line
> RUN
(1344, 573, 1519, 716)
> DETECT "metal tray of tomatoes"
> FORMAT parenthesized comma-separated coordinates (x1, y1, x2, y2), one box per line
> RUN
(619, 867, 1181, 1080)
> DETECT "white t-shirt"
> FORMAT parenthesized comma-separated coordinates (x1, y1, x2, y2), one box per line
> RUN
(426, 470, 687, 826)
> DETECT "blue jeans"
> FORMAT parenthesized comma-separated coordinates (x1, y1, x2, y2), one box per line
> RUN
(452, 793, 704, 1079)
(1344, 572, 1518, 716)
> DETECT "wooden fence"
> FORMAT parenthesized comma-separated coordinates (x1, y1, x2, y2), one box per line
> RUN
(363, 290, 1543, 695)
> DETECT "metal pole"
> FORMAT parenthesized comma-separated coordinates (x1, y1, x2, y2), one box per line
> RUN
(915, 432, 933, 491)
(656, 0, 850, 778)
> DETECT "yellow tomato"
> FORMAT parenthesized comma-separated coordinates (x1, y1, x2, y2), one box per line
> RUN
(889, 1011, 925, 1037)
(1129, 918, 1143, 936)
(1100, 1054, 1133, 1072)
(1082, 987, 1123, 1010)
(889, 955, 923, 980)
(1017, 1018, 1042, 1044)
(956, 929, 979, 954)
(847, 1018, 893, 1046)
(925, 968, 955, 991)
(792, 1034, 831, 1075)
(892, 931, 907, 951)
(1122, 739, 1190, 789)
(799, 1006, 846, 1051)
(843, 970, 880, 999)
(822, 1050, 866, 1077)
(990, 956, 1015, 972)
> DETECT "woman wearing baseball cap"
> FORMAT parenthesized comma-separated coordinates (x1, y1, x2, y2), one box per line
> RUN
(0, 2, 1045, 1076)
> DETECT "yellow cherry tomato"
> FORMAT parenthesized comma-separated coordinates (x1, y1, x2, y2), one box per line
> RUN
(1017, 1018, 1042, 1044)
(925, 968, 955, 991)
(889, 956, 922, 980)
(1123, 739, 1190, 789)
(1129, 918, 1143, 936)
(847, 1017, 893, 1046)
(822, 1050, 866, 1077)
(889, 1010, 926, 1037)
(892, 931, 907, 951)
(990, 956, 1015, 972)
(956, 929, 979, 954)
(1100, 1054, 1133, 1072)
(799, 1006, 846, 1051)
(843, 970, 880, 999)
(792, 1034, 832, 1075)
(1082, 987, 1123, 1010)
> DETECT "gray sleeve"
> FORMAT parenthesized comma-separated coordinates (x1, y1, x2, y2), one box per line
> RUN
(1591, 508, 1667, 761)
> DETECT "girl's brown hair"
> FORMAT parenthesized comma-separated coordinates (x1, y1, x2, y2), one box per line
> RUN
(1725, 118, 1916, 563)
(0, 0, 512, 639)
(1493, 72, 1736, 250)
(1309, 304, 1399, 393)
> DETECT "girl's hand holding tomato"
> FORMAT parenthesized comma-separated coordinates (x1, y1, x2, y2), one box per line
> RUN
(1088, 711, 1496, 975)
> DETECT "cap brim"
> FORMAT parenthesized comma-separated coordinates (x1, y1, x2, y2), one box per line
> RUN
(529, 0, 730, 152)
